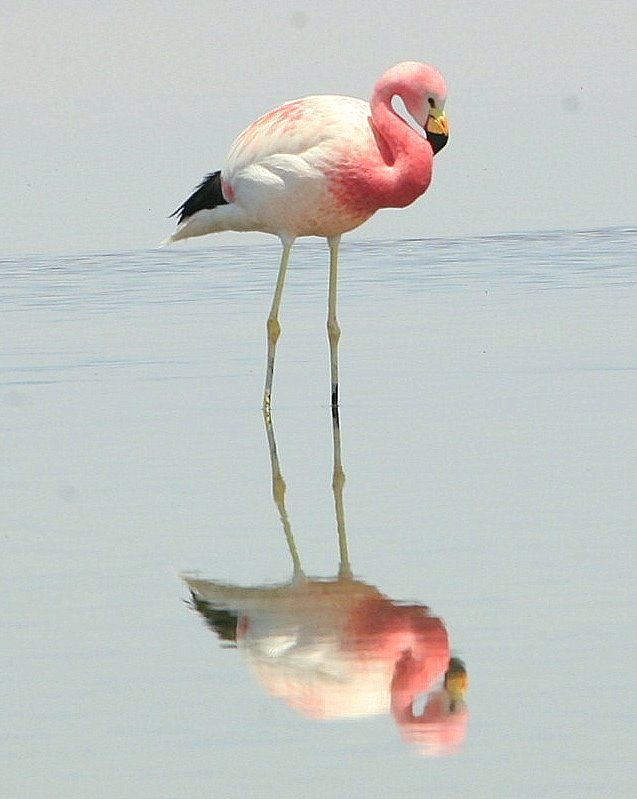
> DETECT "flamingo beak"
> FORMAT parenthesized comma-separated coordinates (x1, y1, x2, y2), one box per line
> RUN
(425, 107, 449, 154)
(443, 657, 468, 711)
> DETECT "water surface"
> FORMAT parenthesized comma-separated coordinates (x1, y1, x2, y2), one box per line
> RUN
(2, 228, 635, 797)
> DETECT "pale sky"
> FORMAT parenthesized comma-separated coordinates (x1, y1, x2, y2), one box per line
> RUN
(1, 0, 635, 255)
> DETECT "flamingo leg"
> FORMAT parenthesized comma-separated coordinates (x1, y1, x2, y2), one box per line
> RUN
(263, 240, 293, 416)
(263, 409, 305, 579)
(327, 235, 342, 407)
(331, 404, 352, 579)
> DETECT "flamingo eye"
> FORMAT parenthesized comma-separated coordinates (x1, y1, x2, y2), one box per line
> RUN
(428, 97, 436, 108)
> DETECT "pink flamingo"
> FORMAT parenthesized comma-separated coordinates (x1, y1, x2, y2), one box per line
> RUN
(167, 61, 449, 412)
(187, 574, 468, 755)
(183, 406, 468, 756)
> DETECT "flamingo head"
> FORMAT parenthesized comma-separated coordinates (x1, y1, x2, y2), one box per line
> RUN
(387, 61, 449, 155)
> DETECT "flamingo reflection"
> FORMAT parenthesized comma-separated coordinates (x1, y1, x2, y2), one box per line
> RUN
(184, 409, 468, 755)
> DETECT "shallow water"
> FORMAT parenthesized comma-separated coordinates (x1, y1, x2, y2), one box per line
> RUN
(2, 228, 636, 797)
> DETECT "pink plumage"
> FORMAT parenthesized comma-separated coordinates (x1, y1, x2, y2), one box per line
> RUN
(167, 61, 449, 410)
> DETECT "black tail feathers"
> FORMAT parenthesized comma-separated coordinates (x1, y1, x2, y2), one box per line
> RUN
(171, 170, 229, 224)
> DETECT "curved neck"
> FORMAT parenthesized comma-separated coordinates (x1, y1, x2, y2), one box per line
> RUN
(369, 82, 433, 206)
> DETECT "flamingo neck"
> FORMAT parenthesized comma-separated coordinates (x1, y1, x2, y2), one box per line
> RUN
(369, 81, 433, 207)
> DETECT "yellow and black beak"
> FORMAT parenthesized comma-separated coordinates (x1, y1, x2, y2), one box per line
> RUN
(425, 106, 449, 155)
(443, 657, 468, 711)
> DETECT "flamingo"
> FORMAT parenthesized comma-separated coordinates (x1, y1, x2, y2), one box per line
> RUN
(184, 406, 467, 755)
(167, 61, 449, 412)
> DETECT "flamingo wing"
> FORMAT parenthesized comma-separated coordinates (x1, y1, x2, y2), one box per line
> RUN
(223, 95, 372, 180)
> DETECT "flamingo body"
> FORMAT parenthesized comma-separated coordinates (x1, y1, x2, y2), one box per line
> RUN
(167, 61, 449, 409)
(187, 576, 451, 722)
(169, 62, 447, 244)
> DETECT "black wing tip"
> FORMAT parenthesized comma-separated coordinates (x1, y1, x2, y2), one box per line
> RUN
(188, 592, 238, 644)
(170, 170, 228, 225)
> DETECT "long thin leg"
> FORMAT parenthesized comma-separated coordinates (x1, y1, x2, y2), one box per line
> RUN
(331, 404, 352, 579)
(327, 235, 342, 407)
(263, 239, 293, 417)
(263, 408, 305, 579)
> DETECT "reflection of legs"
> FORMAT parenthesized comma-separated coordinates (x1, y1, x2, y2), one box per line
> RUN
(263, 240, 293, 417)
(263, 408, 304, 579)
(327, 235, 342, 408)
(331, 405, 352, 578)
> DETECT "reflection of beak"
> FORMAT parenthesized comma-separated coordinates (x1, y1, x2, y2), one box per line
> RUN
(425, 107, 449, 154)
(443, 657, 467, 710)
